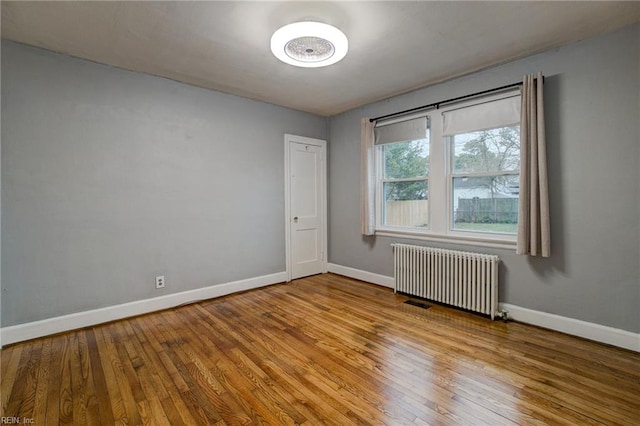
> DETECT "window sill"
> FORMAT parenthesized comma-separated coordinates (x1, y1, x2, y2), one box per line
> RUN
(374, 228, 517, 250)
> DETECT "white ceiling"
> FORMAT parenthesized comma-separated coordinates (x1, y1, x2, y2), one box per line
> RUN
(2, 1, 639, 116)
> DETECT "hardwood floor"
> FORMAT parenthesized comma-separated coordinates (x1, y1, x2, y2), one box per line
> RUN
(2, 273, 639, 425)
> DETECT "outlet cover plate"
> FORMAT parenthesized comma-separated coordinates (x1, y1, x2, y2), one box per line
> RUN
(155, 275, 165, 289)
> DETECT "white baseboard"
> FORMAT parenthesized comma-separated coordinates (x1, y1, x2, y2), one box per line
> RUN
(4, 268, 636, 353)
(500, 303, 639, 352)
(328, 263, 638, 352)
(327, 263, 394, 288)
(1, 272, 286, 346)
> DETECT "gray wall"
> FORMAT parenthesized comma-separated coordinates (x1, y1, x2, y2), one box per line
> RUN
(0, 41, 2, 338)
(1, 41, 326, 326)
(328, 24, 640, 333)
(3, 25, 639, 335)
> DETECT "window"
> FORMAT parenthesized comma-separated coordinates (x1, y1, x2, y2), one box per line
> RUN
(380, 133, 430, 228)
(374, 92, 521, 246)
(450, 126, 520, 234)
(374, 117, 429, 229)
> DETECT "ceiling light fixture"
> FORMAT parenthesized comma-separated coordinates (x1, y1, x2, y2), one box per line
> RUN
(270, 21, 348, 68)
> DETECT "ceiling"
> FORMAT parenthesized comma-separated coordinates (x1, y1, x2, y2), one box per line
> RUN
(2, 1, 639, 116)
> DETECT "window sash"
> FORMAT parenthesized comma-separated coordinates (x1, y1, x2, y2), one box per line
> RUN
(381, 177, 430, 229)
(449, 172, 520, 235)
(448, 126, 520, 175)
(376, 144, 430, 230)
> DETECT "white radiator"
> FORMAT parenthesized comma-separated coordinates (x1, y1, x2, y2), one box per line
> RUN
(392, 243, 500, 319)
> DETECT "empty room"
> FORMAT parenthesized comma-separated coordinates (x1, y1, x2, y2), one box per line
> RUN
(1, 1, 639, 425)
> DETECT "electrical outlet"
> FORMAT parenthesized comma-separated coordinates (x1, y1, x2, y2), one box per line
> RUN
(155, 275, 165, 289)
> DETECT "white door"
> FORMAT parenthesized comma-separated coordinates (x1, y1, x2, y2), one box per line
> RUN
(286, 135, 326, 280)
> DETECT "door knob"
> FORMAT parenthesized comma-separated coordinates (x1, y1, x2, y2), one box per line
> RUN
(293, 216, 298, 222)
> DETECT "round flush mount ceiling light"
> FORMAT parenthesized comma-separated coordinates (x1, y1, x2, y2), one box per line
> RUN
(270, 21, 348, 68)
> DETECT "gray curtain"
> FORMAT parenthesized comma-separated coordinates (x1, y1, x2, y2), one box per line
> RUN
(360, 117, 376, 235)
(517, 72, 550, 257)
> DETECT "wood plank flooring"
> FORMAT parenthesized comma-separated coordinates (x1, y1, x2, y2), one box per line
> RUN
(2, 273, 639, 425)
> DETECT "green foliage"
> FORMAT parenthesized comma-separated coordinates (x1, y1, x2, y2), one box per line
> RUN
(383, 140, 429, 201)
(384, 140, 429, 178)
(384, 181, 428, 201)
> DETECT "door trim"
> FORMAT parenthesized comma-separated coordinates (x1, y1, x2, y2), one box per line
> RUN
(284, 134, 328, 282)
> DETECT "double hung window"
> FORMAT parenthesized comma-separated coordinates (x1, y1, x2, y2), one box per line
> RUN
(376, 117, 430, 229)
(374, 91, 521, 246)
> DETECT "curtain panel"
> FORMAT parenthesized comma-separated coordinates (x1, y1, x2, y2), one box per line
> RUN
(517, 72, 551, 257)
(360, 118, 376, 235)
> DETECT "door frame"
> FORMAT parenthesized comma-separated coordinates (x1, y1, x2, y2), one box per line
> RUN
(284, 134, 328, 282)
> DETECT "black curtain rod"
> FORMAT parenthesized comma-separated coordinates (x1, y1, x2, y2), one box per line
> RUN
(370, 81, 523, 123)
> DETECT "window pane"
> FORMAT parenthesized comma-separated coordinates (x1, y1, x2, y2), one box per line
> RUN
(452, 126, 520, 174)
(452, 175, 519, 233)
(383, 180, 428, 228)
(383, 138, 429, 179)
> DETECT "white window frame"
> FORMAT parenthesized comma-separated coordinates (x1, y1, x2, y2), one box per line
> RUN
(375, 142, 430, 234)
(374, 91, 520, 250)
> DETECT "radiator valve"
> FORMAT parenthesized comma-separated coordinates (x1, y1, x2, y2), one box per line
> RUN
(497, 309, 509, 322)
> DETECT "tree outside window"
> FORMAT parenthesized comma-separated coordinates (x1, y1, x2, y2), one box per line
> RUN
(382, 138, 429, 227)
(451, 125, 520, 233)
